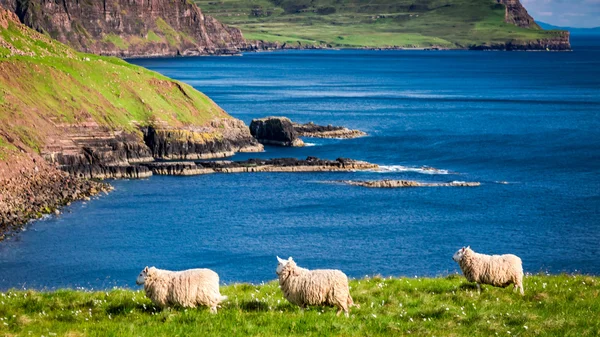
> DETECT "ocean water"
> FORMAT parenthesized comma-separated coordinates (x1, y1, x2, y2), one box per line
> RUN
(1, 37, 599, 290)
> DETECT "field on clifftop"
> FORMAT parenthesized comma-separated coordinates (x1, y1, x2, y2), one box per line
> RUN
(0, 275, 598, 336)
(195, 0, 564, 49)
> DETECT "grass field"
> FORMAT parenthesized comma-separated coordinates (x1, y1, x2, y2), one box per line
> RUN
(0, 274, 598, 336)
(195, 0, 565, 49)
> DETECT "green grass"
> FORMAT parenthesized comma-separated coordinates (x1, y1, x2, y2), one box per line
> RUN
(0, 275, 598, 336)
(102, 33, 129, 50)
(156, 18, 181, 47)
(0, 14, 230, 159)
(146, 30, 163, 43)
(195, 0, 566, 49)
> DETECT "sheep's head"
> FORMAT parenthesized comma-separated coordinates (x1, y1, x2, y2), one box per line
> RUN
(452, 246, 471, 262)
(276, 256, 298, 276)
(136, 266, 149, 285)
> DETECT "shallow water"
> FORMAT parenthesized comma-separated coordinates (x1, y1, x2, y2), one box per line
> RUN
(1, 37, 599, 290)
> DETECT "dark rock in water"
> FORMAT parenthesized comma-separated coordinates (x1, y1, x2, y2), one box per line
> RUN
(143, 162, 214, 176)
(61, 164, 152, 179)
(336, 179, 481, 188)
(249, 117, 304, 147)
(141, 156, 378, 175)
(292, 121, 366, 138)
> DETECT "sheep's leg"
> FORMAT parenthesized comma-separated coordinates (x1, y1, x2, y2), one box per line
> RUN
(476, 283, 481, 294)
(519, 283, 524, 295)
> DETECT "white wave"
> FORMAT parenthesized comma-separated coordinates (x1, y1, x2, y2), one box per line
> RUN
(375, 165, 451, 175)
(303, 142, 318, 147)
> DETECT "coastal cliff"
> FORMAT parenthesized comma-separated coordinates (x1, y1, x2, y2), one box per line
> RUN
(198, 0, 571, 51)
(0, 7, 261, 235)
(0, 0, 246, 57)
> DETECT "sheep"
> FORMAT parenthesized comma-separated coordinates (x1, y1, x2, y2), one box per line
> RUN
(452, 246, 524, 295)
(135, 266, 228, 313)
(276, 256, 356, 317)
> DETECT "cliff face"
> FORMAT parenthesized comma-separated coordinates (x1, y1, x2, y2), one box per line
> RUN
(497, 0, 540, 29)
(0, 0, 246, 57)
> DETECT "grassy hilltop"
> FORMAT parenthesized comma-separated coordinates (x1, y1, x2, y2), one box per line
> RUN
(0, 275, 599, 336)
(195, 0, 566, 49)
(0, 9, 228, 160)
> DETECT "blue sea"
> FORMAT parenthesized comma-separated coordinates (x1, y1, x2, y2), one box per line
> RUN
(1, 37, 599, 290)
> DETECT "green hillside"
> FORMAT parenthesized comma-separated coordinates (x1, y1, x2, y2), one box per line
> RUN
(0, 275, 598, 336)
(0, 9, 229, 159)
(195, 0, 566, 49)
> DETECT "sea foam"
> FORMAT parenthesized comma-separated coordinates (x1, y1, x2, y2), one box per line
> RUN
(375, 165, 451, 175)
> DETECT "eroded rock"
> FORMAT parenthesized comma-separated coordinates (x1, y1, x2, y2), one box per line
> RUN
(249, 117, 304, 147)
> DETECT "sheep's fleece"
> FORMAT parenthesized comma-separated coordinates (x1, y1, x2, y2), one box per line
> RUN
(136, 267, 227, 313)
(276, 256, 355, 316)
(453, 246, 524, 294)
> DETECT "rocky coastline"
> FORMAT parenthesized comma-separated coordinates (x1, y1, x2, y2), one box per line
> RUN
(0, 156, 111, 240)
(336, 180, 481, 188)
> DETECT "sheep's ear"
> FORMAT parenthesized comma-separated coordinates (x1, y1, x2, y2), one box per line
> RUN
(277, 256, 286, 264)
(288, 257, 294, 262)
(466, 246, 470, 250)
(143, 266, 148, 273)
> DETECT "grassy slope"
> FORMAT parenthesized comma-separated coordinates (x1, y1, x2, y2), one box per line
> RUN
(195, 0, 564, 48)
(0, 275, 598, 336)
(0, 12, 229, 159)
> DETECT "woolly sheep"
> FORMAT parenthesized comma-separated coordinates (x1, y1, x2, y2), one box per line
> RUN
(276, 256, 356, 317)
(136, 266, 227, 313)
(452, 246, 524, 295)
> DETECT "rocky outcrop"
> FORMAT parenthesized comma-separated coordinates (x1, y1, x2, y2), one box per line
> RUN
(38, 119, 263, 179)
(338, 180, 481, 188)
(293, 121, 366, 139)
(41, 124, 154, 179)
(0, 155, 111, 240)
(249, 116, 367, 145)
(496, 0, 539, 29)
(0, 0, 247, 57)
(143, 157, 378, 176)
(143, 119, 263, 160)
(469, 31, 571, 51)
(249, 117, 304, 147)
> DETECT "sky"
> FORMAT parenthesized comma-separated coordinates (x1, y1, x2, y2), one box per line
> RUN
(522, 0, 600, 28)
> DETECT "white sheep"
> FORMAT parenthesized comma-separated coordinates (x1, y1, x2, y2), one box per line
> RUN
(136, 266, 228, 313)
(452, 246, 524, 295)
(276, 256, 356, 317)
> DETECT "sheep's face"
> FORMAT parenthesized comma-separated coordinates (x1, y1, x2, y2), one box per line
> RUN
(276, 256, 294, 276)
(453, 247, 470, 262)
(136, 266, 149, 285)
